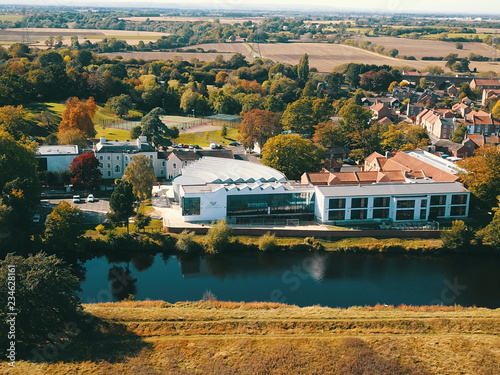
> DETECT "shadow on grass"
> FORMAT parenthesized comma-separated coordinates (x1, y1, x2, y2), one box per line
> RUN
(28, 314, 152, 364)
(25, 102, 55, 113)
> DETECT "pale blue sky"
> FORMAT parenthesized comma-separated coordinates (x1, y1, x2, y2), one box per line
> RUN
(2, 0, 500, 15)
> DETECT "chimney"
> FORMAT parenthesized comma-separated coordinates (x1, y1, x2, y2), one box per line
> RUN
(99, 137, 106, 144)
(137, 135, 147, 147)
(385, 151, 391, 159)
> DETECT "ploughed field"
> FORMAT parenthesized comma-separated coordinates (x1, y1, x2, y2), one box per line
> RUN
(3, 301, 500, 375)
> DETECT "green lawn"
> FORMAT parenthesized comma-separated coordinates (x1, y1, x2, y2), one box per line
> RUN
(174, 127, 240, 147)
(0, 14, 23, 21)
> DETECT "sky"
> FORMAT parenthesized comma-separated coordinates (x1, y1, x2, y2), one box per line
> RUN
(2, 0, 500, 16)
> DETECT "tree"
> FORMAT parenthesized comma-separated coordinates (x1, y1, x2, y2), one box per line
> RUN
(261, 134, 324, 180)
(0, 105, 36, 140)
(456, 42, 464, 50)
(106, 94, 134, 117)
(122, 154, 156, 200)
(43, 201, 85, 258)
(0, 131, 40, 250)
(130, 125, 142, 139)
(107, 180, 136, 230)
(297, 53, 309, 83)
(239, 109, 281, 148)
(134, 212, 151, 232)
(388, 48, 399, 58)
(451, 123, 468, 143)
(0, 253, 83, 352)
(69, 151, 102, 191)
(312, 120, 343, 148)
(175, 229, 199, 253)
(441, 220, 474, 250)
(492, 100, 500, 119)
(281, 98, 333, 137)
(457, 145, 500, 207)
(140, 107, 175, 147)
(478, 197, 500, 249)
(204, 219, 232, 254)
(58, 97, 97, 139)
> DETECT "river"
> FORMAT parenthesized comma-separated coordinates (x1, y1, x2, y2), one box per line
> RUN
(80, 251, 500, 308)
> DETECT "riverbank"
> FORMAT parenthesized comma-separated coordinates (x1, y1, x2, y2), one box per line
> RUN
(4, 301, 500, 374)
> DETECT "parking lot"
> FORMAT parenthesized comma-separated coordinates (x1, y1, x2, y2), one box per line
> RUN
(38, 197, 110, 225)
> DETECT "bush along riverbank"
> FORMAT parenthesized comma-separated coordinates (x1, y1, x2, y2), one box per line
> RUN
(78, 220, 500, 261)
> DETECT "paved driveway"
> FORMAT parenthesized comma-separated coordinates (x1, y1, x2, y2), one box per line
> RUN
(39, 198, 110, 225)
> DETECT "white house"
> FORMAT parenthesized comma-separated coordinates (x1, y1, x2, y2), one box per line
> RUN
(37, 145, 79, 172)
(94, 136, 166, 179)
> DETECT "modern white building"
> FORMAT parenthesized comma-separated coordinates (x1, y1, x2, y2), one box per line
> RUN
(37, 145, 79, 172)
(173, 157, 315, 223)
(172, 157, 470, 224)
(314, 182, 469, 224)
(94, 136, 167, 180)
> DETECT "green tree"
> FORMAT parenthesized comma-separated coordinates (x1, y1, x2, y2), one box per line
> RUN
(492, 100, 500, 119)
(175, 229, 199, 253)
(388, 48, 399, 58)
(107, 181, 136, 231)
(478, 197, 500, 249)
(0, 105, 36, 140)
(204, 219, 232, 254)
(457, 145, 500, 207)
(281, 98, 332, 137)
(134, 212, 151, 232)
(441, 220, 474, 250)
(0, 253, 84, 353)
(258, 232, 279, 252)
(451, 123, 468, 143)
(122, 154, 156, 200)
(140, 107, 175, 147)
(130, 125, 142, 139)
(43, 201, 85, 259)
(261, 134, 324, 180)
(312, 120, 343, 148)
(69, 151, 102, 191)
(106, 94, 134, 117)
(297, 53, 309, 83)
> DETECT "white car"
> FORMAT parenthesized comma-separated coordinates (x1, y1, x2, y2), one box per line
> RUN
(72, 195, 81, 203)
(86, 194, 95, 202)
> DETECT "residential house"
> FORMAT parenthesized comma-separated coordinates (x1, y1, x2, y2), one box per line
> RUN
(469, 78, 500, 91)
(370, 102, 396, 121)
(466, 134, 500, 147)
(452, 102, 472, 118)
(457, 110, 500, 136)
(416, 108, 455, 139)
(94, 136, 166, 180)
(482, 89, 500, 106)
(407, 103, 425, 118)
(361, 97, 400, 108)
(433, 138, 477, 158)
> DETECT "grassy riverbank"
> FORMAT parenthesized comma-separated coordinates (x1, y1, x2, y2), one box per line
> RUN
(3, 301, 500, 375)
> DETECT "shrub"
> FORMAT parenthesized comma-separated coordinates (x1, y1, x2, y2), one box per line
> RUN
(258, 232, 279, 252)
(441, 220, 474, 250)
(175, 230, 199, 253)
(204, 220, 232, 254)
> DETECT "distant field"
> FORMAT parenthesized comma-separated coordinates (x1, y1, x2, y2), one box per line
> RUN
(0, 14, 22, 21)
(4, 301, 500, 374)
(358, 36, 497, 59)
(120, 16, 264, 24)
(0, 28, 168, 47)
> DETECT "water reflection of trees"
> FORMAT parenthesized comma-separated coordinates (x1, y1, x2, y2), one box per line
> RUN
(107, 265, 137, 301)
(131, 253, 155, 271)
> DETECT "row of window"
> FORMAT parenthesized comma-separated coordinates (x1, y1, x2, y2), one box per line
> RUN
(329, 195, 467, 210)
(328, 205, 466, 221)
(98, 154, 155, 161)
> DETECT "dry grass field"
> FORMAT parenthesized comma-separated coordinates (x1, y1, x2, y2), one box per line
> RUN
(120, 16, 265, 24)
(2, 301, 500, 375)
(358, 36, 497, 59)
(104, 42, 500, 74)
(0, 28, 168, 46)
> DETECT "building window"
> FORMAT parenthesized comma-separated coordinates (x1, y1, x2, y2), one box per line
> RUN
(107, 155, 111, 160)
(115, 165, 120, 173)
(116, 155, 120, 160)
(373, 209, 389, 219)
(182, 197, 201, 216)
(150, 155, 153, 159)
(397, 200, 415, 209)
(99, 163, 103, 168)
(107, 171, 111, 177)
(351, 198, 368, 208)
(373, 197, 390, 207)
(328, 210, 345, 221)
(430, 195, 446, 205)
(125, 156, 128, 161)
(350, 209, 367, 220)
(329, 198, 346, 209)
(99, 155, 103, 160)
(420, 209, 427, 220)
(396, 210, 414, 221)
(429, 206, 445, 218)
(162, 161, 165, 166)
(107, 163, 111, 168)
(161, 170, 164, 175)
(173, 163, 177, 169)
(450, 206, 466, 216)
(451, 194, 467, 205)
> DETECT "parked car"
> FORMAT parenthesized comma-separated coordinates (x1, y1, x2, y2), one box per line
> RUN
(188, 144, 194, 149)
(194, 144, 201, 149)
(32, 213, 41, 223)
(72, 195, 81, 203)
(86, 194, 95, 202)
(229, 141, 242, 146)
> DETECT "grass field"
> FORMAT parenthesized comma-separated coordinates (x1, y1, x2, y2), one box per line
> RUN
(0, 14, 22, 21)
(3, 301, 500, 374)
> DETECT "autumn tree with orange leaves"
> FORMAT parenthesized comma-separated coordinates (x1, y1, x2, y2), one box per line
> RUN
(57, 97, 97, 146)
(239, 109, 281, 149)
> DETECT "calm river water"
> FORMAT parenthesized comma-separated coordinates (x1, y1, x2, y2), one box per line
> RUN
(80, 252, 500, 308)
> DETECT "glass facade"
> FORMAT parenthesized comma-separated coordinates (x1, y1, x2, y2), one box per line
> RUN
(227, 193, 313, 217)
(182, 197, 201, 216)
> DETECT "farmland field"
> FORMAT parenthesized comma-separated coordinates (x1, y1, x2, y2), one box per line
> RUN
(0, 28, 168, 46)
(3, 301, 500, 375)
(120, 16, 265, 24)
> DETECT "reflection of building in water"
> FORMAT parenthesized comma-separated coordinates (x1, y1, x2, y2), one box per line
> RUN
(178, 256, 212, 278)
(304, 253, 327, 282)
